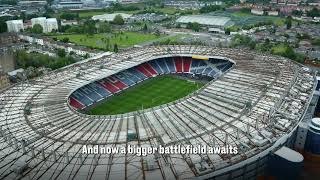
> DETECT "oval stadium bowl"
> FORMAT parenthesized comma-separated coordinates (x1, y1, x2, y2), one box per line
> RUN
(0, 45, 315, 180)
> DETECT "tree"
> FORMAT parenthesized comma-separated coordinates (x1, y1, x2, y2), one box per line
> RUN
(143, 23, 148, 32)
(0, 0, 18, 5)
(200, 5, 223, 13)
(285, 16, 292, 30)
(186, 22, 200, 32)
(224, 28, 230, 35)
(0, 20, 7, 33)
(114, 43, 119, 52)
(57, 48, 66, 57)
(271, 43, 296, 60)
(231, 34, 256, 49)
(15, 50, 76, 71)
(307, 7, 320, 17)
(83, 20, 96, 35)
(60, 13, 79, 20)
(98, 22, 111, 33)
(31, 24, 43, 34)
(292, 10, 303, 16)
(113, 14, 124, 25)
(312, 38, 320, 46)
(62, 37, 69, 43)
(240, 8, 251, 14)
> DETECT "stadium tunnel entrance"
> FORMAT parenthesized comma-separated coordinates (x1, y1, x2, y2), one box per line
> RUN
(68, 56, 234, 115)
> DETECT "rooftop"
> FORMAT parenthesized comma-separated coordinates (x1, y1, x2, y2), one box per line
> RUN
(0, 45, 315, 179)
(92, 13, 132, 21)
(176, 15, 234, 27)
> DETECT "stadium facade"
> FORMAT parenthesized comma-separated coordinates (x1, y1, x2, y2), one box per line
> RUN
(0, 45, 316, 179)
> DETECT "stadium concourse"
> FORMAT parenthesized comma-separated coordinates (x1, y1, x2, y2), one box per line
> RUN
(0, 45, 316, 179)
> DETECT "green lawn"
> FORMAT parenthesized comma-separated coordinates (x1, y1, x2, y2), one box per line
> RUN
(73, 7, 181, 18)
(155, 7, 180, 14)
(88, 76, 204, 115)
(78, 11, 107, 18)
(78, 10, 141, 18)
(52, 32, 166, 49)
(232, 11, 253, 17)
(74, 6, 193, 18)
(271, 44, 289, 54)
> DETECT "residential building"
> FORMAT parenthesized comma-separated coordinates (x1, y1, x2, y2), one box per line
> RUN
(31, 17, 58, 33)
(6, 20, 24, 32)
(46, 18, 58, 32)
(31, 17, 47, 29)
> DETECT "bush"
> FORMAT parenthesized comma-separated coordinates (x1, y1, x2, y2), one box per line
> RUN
(60, 13, 79, 20)
(113, 14, 125, 25)
(200, 5, 224, 13)
(15, 50, 76, 70)
(31, 24, 43, 34)
(186, 22, 200, 32)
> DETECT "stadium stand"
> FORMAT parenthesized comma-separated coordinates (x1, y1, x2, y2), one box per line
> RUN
(69, 97, 84, 109)
(183, 57, 192, 72)
(70, 57, 232, 109)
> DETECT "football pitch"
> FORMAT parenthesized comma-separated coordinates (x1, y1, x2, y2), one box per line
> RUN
(87, 76, 205, 115)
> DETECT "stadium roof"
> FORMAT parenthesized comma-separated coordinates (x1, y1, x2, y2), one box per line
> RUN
(0, 45, 315, 179)
(92, 13, 132, 21)
(176, 15, 234, 27)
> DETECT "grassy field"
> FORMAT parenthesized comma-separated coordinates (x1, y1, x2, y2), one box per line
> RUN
(52, 32, 166, 49)
(232, 11, 253, 17)
(78, 10, 141, 18)
(88, 76, 204, 115)
(74, 7, 183, 18)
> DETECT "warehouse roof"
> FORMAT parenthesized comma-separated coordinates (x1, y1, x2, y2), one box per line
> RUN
(92, 13, 132, 22)
(176, 15, 233, 27)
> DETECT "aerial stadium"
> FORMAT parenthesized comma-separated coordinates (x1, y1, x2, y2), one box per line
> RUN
(0, 45, 316, 179)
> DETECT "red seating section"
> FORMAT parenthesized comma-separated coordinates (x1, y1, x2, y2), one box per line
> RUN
(174, 57, 183, 72)
(143, 63, 157, 75)
(112, 79, 127, 89)
(69, 97, 84, 109)
(136, 65, 152, 77)
(99, 80, 119, 93)
(183, 58, 192, 72)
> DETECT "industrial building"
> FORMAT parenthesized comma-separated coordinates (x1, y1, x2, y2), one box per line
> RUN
(31, 17, 58, 33)
(176, 15, 234, 29)
(92, 13, 132, 22)
(55, 1, 84, 9)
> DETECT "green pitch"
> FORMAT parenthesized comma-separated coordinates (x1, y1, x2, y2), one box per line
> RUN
(52, 32, 165, 49)
(87, 76, 205, 115)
